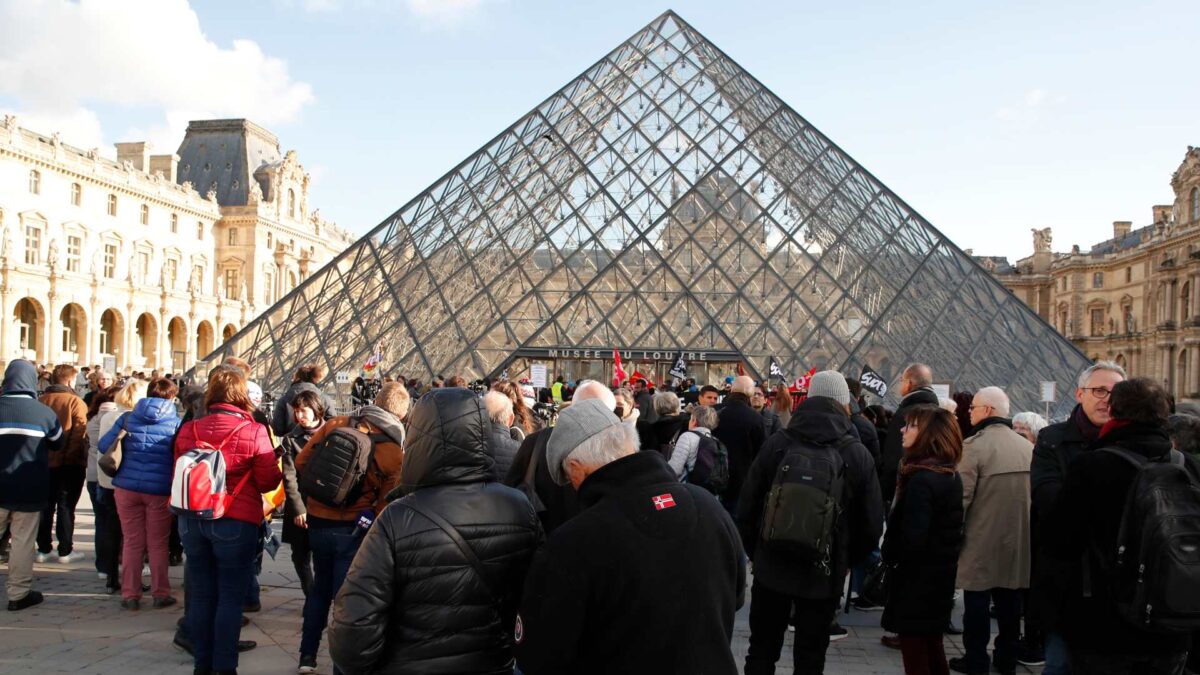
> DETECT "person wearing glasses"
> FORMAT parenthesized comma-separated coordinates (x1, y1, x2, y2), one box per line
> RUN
(1028, 361, 1126, 674)
(950, 387, 1033, 675)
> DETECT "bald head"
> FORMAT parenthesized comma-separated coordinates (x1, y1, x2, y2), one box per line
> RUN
(973, 387, 1010, 417)
(731, 375, 756, 396)
(573, 380, 617, 412)
(900, 363, 932, 396)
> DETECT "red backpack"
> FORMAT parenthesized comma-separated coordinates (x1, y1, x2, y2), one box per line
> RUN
(169, 420, 252, 519)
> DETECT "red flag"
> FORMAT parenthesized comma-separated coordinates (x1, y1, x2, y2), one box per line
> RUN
(612, 349, 628, 387)
(796, 367, 817, 390)
(737, 362, 746, 377)
(630, 370, 649, 384)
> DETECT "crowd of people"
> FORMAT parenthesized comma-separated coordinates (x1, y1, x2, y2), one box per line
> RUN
(1, 355, 1199, 675)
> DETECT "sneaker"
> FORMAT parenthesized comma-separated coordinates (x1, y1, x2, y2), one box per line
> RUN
(850, 595, 883, 611)
(153, 596, 178, 609)
(58, 552, 85, 564)
(120, 598, 140, 611)
(1016, 637, 1045, 666)
(97, 572, 107, 580)
(142, 564, 150, 576)
(35, 552, 50, 563)
(7, 590, 44, 611)
(298, 654, 317, 674)
(829, 623, 849, 642)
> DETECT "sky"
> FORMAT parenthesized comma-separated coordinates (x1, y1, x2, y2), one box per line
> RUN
(1, 0, 1198, 261)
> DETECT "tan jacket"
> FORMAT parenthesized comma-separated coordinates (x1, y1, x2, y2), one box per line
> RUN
(295, 416, 404, 522)
(40, 385, 88, 468)
(957, 420, 1033, 590)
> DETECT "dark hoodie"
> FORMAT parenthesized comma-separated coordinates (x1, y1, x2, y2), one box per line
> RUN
(736, 396, 884, 599)
(0, 360, 65, 511)
(329, 388, 542, 675)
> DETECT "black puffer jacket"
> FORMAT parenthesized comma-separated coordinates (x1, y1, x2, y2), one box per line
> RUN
(736, 396, 883, 599)
(329, 388, 543, 675)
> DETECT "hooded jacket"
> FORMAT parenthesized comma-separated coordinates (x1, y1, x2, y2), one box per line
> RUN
(40, 384, 88, 468)
(329, 388, 541, 675)
(271, 381, 336, 436)
(0, 360, 65, 511)
(100, 397, 182, 496)
(736, 396, 884, 599)
(516, 450, 745, 675)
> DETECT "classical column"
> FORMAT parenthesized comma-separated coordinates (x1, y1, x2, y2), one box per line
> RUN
(0, 271, 9, 363)
(125, 302, 136, 372)
(1189, 345, 1199, 396)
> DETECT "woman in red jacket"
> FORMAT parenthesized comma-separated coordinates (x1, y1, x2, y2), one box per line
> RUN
(174, 366, 282, 675)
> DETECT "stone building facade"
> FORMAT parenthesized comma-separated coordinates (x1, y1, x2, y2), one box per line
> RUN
(980, 146, 1200, 398)
(0, 116, 351, 373)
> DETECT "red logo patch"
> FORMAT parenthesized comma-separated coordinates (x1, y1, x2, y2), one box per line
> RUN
(652, 493, 676, 510)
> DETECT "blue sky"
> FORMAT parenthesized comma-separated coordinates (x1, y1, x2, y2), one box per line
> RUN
(2, 0, 1197, 260)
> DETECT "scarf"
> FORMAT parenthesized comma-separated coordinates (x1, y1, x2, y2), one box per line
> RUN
(353, 405, 406, 447)
(894, 454, 958, 503)
(1071, 405, 1102, 443)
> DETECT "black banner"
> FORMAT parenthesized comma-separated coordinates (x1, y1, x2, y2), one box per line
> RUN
(860, 365, 888, 398)
(769, 357, 789, 382)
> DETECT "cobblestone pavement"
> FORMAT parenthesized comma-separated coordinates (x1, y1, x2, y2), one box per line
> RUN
(1, 504, 1041, 674)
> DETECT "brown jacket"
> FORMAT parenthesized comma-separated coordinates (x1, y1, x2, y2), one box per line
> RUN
(40, 385, 88, 468)
(957, 419, 1033, 591)
(295, 415, 404, 521)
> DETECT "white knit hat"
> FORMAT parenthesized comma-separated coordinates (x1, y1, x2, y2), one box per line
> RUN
(807, 370, 851, 405)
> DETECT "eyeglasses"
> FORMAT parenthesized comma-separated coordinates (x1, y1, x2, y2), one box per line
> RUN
(1081, 387, 1112, 400)
(967, 404, 993, 412)
(752, 392, 764, 398)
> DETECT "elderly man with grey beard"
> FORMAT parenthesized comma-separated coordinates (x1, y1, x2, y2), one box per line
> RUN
(515, 399, 745, 675)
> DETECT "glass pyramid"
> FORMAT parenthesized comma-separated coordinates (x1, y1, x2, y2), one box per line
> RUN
(197, 10, 1089, 417)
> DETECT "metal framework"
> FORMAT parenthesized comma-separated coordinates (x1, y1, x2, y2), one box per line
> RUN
(195, 10, 1090, 416)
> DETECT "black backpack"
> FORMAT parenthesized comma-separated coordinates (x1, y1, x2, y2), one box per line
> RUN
(1095, 447, 1200, 633)
(300, 422, 388, 508)
(759, 436, 847, 572)
(687, 431, 730, 496)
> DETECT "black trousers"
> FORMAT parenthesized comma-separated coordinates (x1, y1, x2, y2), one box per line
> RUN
(98, 486, 123, 588)
(290, 531, 313, 596)
(963, 588, 1020, 672)
(745, 578, 840, 675)
(38, 466, 85, 556)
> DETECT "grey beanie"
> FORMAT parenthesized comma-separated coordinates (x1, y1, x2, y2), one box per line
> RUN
(808, 370, 851, 405)
(546, 398, 622, 486)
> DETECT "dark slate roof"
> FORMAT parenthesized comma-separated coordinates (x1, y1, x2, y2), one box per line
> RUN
(175, 119, 280, 207)
(1088, 224, 1153, 256)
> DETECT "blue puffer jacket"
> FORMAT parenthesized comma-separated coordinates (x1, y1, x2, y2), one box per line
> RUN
(100, 397, 181, 496)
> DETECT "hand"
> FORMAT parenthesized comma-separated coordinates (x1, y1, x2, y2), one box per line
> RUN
(294, 513, 307, 529)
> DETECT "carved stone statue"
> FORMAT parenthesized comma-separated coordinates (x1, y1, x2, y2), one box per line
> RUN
(0, 224, 11, 263)
(248, 180, 263, 203)
(47, 238, 59, 271)
(1032, 227, 1052, 253)
(215, 273, 224, 299)
(206, 186, 219, 203)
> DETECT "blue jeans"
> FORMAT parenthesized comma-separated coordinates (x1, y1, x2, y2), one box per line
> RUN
(179, 517, 259, 671)
(300, 524, 362, 664)
(1044, 631, 1071, 675)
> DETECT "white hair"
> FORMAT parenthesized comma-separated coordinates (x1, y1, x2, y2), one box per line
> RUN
(731, 375, 756, 395)
(653, 391, 680, 416)
(691, 405, 719, 430)
(974, 386, 1011, 418)
(1012, 411, 1049, 436)
(1077, 361, 1127, 389)
(482, 390, 513, 424)
(939, 398, 957, 413)
(562, 422, 638, 474)
(574, 380, 616, 411)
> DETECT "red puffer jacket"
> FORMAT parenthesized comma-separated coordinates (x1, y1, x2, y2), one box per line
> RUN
(174, 403, 282, 526)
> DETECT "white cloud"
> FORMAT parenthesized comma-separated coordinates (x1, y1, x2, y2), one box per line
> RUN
(0, 0, 314, 151)
(284, 0, 488, 26)
(405, 0, 484, 24)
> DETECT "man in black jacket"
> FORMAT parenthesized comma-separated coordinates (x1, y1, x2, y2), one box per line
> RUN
(329, 388, 542, 674)
(737, 370, 884, 675)
(1029, 360, 1124, 674)
(0, 360, 65, 611)
(714, 375, 767, 512)
(880, 363, 938, 505)
(1049, 377, 1193, 674)
(516, 399, 745, 675)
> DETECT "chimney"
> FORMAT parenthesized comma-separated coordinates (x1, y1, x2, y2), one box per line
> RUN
(1152, 205, 1173, 224)
(1113, 221, 1132, 239)
(114, 141, 151, 172)
(149, 153, 179, 182)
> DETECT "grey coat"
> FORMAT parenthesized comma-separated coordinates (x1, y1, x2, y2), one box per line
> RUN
(957, 418, 1033, 590)
(489, 421, 521, 481)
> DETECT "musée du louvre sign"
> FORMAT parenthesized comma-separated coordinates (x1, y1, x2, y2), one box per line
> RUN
(512, 347, 742, 362)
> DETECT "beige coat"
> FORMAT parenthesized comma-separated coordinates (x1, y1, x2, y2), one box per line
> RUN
(957, 420, 1033, 591)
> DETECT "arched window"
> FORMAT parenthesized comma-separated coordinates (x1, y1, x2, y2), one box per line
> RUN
(1192, 187, 1200, 223)
(28, 170, 40, 194)
(288, 189, 296, 219)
